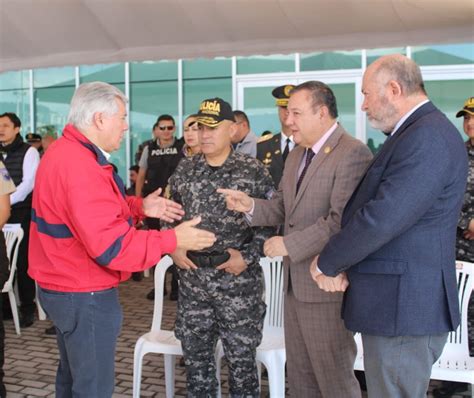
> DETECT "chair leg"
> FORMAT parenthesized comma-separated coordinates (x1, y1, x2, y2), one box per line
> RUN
(132, 344, 144, 398)
(263, 354, 285, 398)
(8, 290, 20, 335)
(35, 283, 47, 321)
(215, 341, 224, 398)
(164, 354, 176, 398)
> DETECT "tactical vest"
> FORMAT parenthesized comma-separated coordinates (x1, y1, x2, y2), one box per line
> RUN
(143, 138, 184, 196)
(3, 139, 32, 209)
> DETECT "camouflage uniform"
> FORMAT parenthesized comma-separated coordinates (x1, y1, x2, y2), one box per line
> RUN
(456, 140, 474, 356)
(166, 151, 275, 397)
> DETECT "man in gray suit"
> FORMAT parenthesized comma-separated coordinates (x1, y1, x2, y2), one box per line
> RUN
(219, 81, 372, 397)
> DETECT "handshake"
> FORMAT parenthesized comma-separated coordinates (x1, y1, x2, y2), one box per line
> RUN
(142, 188, 216, 252)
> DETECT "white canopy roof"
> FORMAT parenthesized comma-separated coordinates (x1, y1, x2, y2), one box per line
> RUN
(1, 0, 473, 73)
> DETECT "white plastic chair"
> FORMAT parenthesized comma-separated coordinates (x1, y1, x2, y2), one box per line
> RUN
(431, 261, 474, 396)
(132, 256, 182, 398)
(1, 223, 24, 335)
(216, 256, 286, 398)
(353, 332, 364, 371)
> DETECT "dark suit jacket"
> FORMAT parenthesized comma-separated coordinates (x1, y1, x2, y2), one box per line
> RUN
(253, 125, 373, 302)
(319, 102, 468, 336)
(257, 133, 287, 188)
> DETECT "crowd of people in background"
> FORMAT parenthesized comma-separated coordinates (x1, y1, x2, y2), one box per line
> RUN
(0, 53, 472, 398)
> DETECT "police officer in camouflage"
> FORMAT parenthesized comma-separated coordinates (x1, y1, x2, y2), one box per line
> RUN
(165, 97, 275, 397)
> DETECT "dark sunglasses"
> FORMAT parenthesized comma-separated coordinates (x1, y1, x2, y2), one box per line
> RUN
(158, 126, 174, 131)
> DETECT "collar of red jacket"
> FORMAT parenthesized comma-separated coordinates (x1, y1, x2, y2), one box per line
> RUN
(61, 124, 126, 197)
(62, 124, 110, 166)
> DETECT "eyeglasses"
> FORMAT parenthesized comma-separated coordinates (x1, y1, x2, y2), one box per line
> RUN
(158, 126, 174, 131)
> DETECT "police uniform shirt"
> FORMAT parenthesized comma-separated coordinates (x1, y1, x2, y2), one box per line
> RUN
(166, 151, 275, 265)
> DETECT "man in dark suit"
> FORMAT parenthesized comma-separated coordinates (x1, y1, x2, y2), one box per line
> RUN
(312, 54, 468, 397)
(257, 85, 297, 188)
(219, 81, 372, 397)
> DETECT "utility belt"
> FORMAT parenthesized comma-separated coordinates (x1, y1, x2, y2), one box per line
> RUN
(187, 250, 230, 269)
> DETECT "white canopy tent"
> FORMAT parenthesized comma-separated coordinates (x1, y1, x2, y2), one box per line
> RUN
(0, 0, 473, 73)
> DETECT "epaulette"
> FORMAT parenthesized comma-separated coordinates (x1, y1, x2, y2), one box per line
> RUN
(257, 134, 273, 144)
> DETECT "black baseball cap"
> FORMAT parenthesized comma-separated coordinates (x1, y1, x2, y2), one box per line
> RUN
(196, 98, 235, 127)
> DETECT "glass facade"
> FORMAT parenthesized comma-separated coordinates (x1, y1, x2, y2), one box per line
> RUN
(130, 80, 178, 163)
(237, 54, 295, 74)
(35, 86, 75, 135)
(244, 86, 282, 136)
(0, 70, 31, 133)
(425, 79, 474, 135)
(0, 89, 31, 133)
(80, 63, 125, 84)
(0, 43, 472, 179)
(412, 44, 474, 66)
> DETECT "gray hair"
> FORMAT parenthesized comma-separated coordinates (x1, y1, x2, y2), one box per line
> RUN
(372, 54, 426, 96)
(67, 82, 128, 131)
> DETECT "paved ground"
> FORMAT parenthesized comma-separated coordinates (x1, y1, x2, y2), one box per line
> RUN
(2, 273, 471, 397)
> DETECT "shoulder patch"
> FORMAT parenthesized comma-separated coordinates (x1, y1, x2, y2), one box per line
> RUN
(257, 134, 273, 144)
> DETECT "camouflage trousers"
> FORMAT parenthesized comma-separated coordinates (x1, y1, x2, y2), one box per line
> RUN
(175, 266, 266, 398)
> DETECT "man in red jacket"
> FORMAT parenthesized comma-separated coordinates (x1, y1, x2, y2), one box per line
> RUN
(28, 82, 216, 398)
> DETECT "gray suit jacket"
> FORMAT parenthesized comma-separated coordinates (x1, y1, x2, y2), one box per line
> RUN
(252, 125, 372, 303)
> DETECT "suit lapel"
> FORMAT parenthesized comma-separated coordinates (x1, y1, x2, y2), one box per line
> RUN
(283, 146, 303, 212)
(290, 127, 344, 213)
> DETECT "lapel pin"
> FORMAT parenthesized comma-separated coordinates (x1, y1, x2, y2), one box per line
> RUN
(324, 146, 331, 154)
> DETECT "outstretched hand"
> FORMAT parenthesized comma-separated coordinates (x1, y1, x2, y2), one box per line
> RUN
(216, 188, 254, 213)
(174, 216, 216, 251)
(142, 188, 184, 222)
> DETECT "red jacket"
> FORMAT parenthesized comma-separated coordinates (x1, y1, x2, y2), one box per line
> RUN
(28, 124, 177, 292)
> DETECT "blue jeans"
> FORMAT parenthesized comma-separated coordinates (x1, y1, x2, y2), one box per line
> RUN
(38, 287, 123, 398)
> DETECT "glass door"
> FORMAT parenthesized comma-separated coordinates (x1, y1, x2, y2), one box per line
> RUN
(236, 71, 365, 144)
